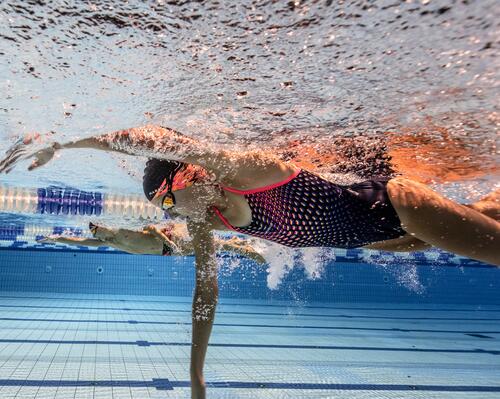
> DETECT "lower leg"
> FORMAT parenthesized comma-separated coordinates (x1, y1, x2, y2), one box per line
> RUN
(363, 234, 431, 252)
(465, 188, 500, 222)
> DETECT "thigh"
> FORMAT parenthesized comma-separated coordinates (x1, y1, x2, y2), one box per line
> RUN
(386, 178, 500, 265)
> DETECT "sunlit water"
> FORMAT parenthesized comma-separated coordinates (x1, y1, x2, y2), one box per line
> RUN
(0, 1, 498, 287)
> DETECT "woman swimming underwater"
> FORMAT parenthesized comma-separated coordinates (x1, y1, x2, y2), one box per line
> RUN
(1, 125, 499, 399)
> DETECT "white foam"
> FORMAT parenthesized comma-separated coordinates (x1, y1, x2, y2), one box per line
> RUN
(297, 247, 336, 280)
(251, 239, 335, 289)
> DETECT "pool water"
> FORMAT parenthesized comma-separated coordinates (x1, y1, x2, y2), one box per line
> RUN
(1, 0, 499, 398)
(0, 246, 499, 398)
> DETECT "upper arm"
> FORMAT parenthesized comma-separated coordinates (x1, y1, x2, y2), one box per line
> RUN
(116, 227, 142, 237)
(97, 125, 232, 177)
(170, 133, 294, 189)
(217, 151, 298, 191)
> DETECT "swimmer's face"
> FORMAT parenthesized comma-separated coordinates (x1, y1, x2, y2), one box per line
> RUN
(150, 183, 216, 220)
(149, 164, 215, 219)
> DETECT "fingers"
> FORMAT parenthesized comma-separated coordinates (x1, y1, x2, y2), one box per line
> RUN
(0, 133, 46, 174)
(1, 146, 24, 164)
(0, 143, 30, 173)
(28, 159, 40, 171)
(0, 149, 28, 173)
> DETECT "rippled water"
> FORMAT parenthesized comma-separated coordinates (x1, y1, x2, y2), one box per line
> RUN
(0, 0, 498, 198)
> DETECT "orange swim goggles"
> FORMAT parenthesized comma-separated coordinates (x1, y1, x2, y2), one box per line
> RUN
(152, 164, 206, 211)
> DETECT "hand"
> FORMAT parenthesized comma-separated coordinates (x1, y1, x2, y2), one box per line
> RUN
(144, 224, 180, 253)
(191, 377, 206, 399)
(0, 133, 61, 173)
(245, 248, 267, 265)
(225, 238, 267, 264)
(144, 224, 165, 240)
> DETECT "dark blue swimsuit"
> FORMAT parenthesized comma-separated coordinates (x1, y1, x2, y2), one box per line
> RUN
(213, 169, 406, 249)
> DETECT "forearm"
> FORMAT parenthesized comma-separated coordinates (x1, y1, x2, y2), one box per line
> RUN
(50, 237, 105, 247)
(191, 261, 218, 381)
(189, 222, 218, 396)
(191, 286, 218, 381)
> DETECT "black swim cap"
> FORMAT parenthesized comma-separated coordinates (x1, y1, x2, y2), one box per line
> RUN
(143, 158, 185, 201)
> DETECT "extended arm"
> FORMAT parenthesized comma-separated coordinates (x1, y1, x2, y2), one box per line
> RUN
(61, 126, 238, 180)
(188, 221, 218, 399)
(41, 226, 169, 255)
(0, 126, 295, 188)
(0, 126, 227, 176)
(148, 225, 265, 263)
(39, 236, 106, 247)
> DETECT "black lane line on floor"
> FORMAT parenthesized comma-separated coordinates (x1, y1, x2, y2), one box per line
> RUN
(1, 316, 499, 334)
(466, 333, 494, 339)
(0, 379, 499, 392)
(1, 303, 499, 321)
(0, 338, 497, 355)
(1, 294, 498, 312)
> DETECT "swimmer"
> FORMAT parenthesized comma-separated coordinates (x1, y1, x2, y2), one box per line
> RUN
(38, 222, 266, 264)
(1, 125, 499, 398)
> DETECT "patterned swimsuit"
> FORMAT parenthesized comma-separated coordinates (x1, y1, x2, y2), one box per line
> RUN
(213, 169, 406, 249)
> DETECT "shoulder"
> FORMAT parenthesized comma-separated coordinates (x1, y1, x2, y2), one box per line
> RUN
(219, 151, 300, 191)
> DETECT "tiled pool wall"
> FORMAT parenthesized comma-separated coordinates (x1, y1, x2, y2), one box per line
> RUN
(1, 246, 499, 305)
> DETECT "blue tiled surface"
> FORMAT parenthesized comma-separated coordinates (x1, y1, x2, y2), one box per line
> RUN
(0, 293, 499, 399)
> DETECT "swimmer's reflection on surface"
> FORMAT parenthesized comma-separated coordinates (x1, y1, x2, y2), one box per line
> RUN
(1, 125, 499, 399)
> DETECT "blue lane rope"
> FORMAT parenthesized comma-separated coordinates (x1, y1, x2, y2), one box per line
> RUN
(36, 187, 103, 216)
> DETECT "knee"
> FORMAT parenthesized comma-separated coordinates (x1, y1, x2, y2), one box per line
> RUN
(387, 178, 450, 228)
(387, 178, 430, 210)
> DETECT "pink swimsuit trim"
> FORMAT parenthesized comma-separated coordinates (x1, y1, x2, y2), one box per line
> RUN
(213, 168, 301, 231)
(212, 206, 237, 231)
